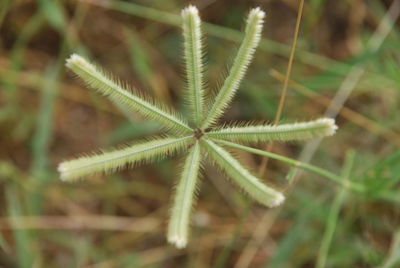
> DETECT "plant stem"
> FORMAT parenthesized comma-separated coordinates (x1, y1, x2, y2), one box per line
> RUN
(214, 139, 365, 192)
(315, 150, 354, 268)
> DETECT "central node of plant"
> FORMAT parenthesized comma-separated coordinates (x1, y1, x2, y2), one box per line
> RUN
(194, 128, 204, 139)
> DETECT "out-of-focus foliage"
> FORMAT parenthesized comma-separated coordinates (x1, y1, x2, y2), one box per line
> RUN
(0, 0, 400, 267)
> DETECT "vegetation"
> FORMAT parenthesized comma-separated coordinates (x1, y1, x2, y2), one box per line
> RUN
(1, 0, 400, 267)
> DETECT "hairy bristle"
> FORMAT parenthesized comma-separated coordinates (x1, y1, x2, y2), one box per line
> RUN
(181, 4, 205, 126)
(202, 7, 265, 128)
(206, 118, 338, 143)
(167, 142, 201, 249)
(58, 136, 192, 181)
(65, 54, 192, 134)
(202, 139, 284, 208)
(181, 5, 198, 16)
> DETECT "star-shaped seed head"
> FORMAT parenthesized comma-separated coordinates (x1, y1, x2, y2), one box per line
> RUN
(59, 6, 337, 248)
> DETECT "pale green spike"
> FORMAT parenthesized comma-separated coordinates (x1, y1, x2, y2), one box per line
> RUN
(66, 54, 192, 134)
(202, 8, 265, 129)
(168, 142, 201, 248)
(202, 139, 284, 207)
(58, 136, 192, 181)
(181, 6, 205, 125)
(206, 118, 338, 143)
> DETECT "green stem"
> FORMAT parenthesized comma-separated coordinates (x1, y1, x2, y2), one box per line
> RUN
(315, 150, 354, 268)
(213, 139, 365, 192)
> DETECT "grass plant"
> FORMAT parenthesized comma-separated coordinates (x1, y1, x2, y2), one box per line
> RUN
(59, 6, 338, 248)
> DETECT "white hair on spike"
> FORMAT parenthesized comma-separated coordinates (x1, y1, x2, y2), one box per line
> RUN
(206, 118, 338, 143)
(168, 235, 187, 249)
(202, 7, 266, 128)
(270, 193, 285, 207)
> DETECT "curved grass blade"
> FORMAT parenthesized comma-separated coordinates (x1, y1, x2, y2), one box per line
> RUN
(202, 8, 264, 128)
(181, 6, 205, 125)
(66, 54, 192, 134)
(202, 139, 284, 207)
(206, 118, 337, 143)
(58, 136, 192, 181)
(168, 141, 201, 248)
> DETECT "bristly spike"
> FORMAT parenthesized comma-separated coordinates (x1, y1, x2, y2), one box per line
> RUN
(202, 7, 265, 129)
(168, 142, 201, 249)
(206, 118, 338, 143)
(181, 6, 205, 126)
(58, 136, 192, 181)
(202, 139, 284, 207)
(66, 54, 192, 134)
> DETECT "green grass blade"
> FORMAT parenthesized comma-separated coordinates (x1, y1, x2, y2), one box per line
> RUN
(202, 8, 265, 128)
(28, 62, 62, 215)
(124, 29, 153, 88)
(207, 118, 337, 143)
(38, 0, 66, 31)
(202, 139, 284, 207)
(31, 63, 60, 179)
(6, 186, 35, 268)
(214, 139, 365, 192)
(58, 136, 192, 181)
(315, 151, 354, 268)
(181, 6, 205, 125)
(66, 54, 192, 134)
(267, 196, 317, 267)
(168, 141, 201, 248)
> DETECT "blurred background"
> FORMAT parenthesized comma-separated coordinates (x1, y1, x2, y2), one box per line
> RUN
(1, 0, 400, 267)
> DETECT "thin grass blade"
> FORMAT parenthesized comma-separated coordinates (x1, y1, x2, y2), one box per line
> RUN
(316, 151, 354, 268)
